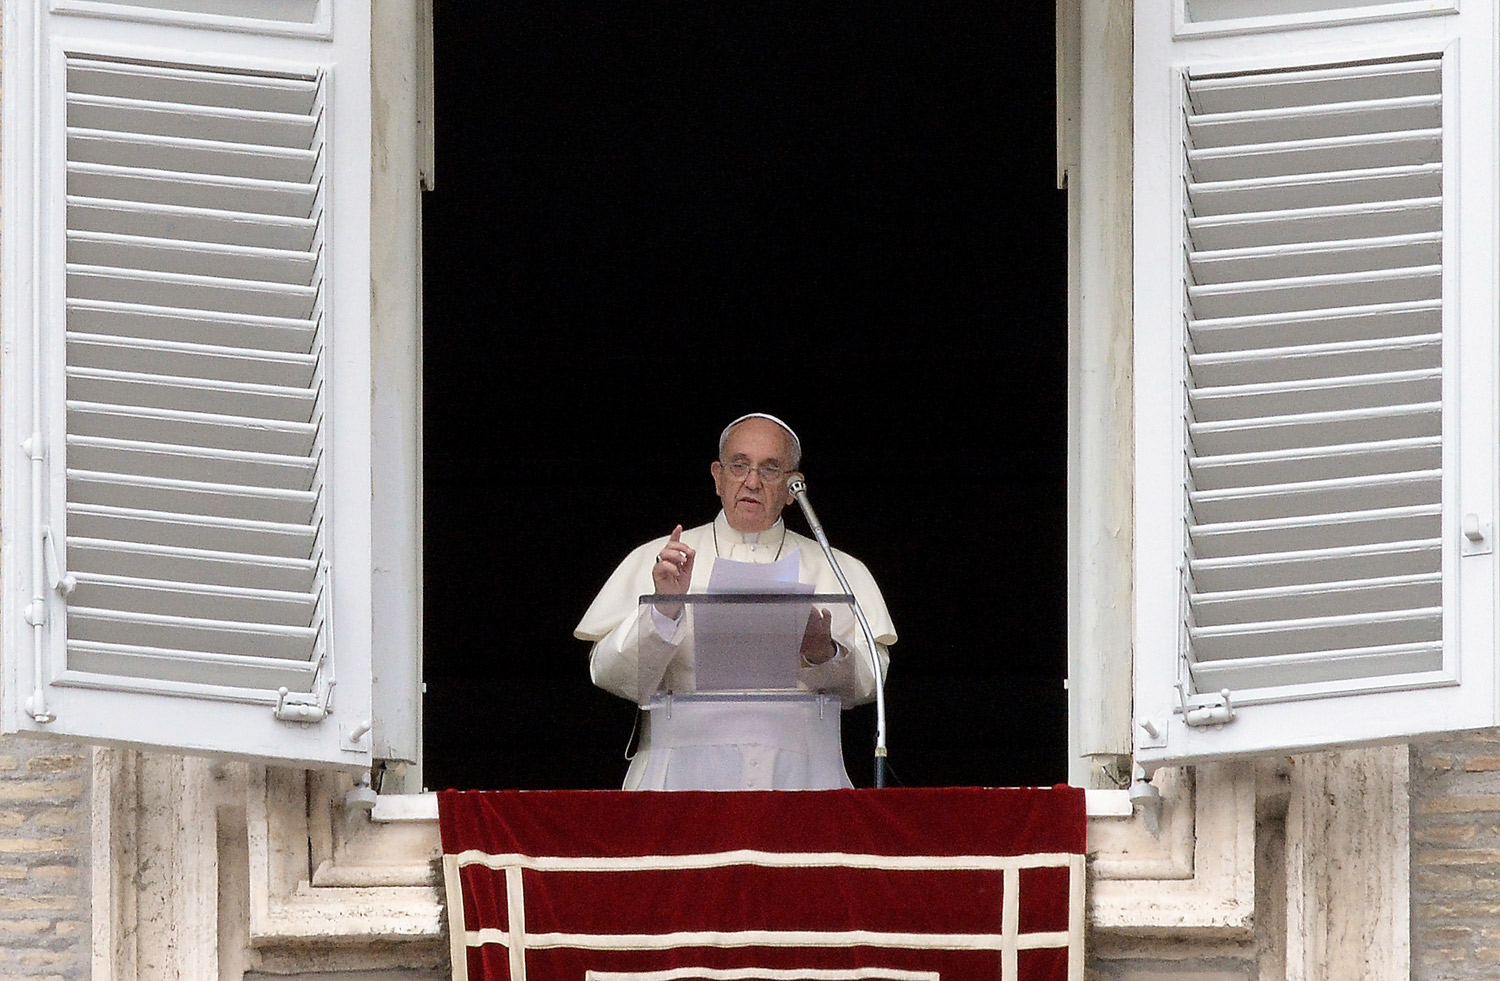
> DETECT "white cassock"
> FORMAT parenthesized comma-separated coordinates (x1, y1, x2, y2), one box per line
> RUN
(576, 511, 896, 791)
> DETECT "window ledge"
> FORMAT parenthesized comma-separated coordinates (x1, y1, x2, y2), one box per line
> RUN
(1085, 788, 1132, 817)
(373, 792, 439, 822)
(1088, 763, 1257, 937)
(382, 788, 1135, 822)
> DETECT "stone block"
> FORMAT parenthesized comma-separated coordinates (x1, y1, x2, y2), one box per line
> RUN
(30, 809, 77, 832)
(1418, 794, 1500, 815)
(1414, 870, 1473, 893)
(1419, 900, 1500, 920)
(1414, 847, 1500, 866)
(1419, 947, 1467, 965)
(28, 864, 73, 885)
(0, 781, 83, 803)
(1416, 825, 1478, 846)
(0, 920, 53, 940)
(0, 838, 72, 855)
(1426, 926, 1474, 942)
(0, 896, 78, 913)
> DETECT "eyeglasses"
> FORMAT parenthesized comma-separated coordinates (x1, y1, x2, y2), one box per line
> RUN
(720, 461, 788, 483)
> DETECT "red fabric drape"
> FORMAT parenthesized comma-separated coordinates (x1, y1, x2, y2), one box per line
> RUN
(439, 787, 1086, 981)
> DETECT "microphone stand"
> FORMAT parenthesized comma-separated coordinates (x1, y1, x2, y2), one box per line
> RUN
(787, 476, 890, 788)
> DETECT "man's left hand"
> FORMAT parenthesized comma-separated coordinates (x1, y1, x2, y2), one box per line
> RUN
(800, 608, 837, 665)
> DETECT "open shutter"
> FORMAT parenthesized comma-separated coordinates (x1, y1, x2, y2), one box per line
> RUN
(2, 1, 373, 767)
(1183, 59, 1445, 698)
(1134, 6, 1498, 766)
(65, 56, 330, 694)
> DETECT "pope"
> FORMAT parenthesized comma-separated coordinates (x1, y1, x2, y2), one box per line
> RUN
(575, 412, 896, 790)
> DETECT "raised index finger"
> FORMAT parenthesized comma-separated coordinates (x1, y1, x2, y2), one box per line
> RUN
(669, 524, 684, 543)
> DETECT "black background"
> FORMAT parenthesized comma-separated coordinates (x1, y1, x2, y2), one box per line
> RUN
(420, 2, 1068, 791)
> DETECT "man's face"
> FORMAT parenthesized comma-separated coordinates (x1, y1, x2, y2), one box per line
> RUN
(712, 418, 797, 533)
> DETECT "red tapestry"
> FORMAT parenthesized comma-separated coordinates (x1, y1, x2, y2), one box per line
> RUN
(439, 787, 1086, 981)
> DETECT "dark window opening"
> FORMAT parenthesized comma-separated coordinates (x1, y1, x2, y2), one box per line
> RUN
(421, 3, 1067, 790)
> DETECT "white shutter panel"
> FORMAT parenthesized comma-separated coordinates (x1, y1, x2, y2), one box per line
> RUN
(2, 2, 373, 767)
(1133, 8, 1498, 765)
(1183, 58, 1445, 697)
(65, 56, 329, 694)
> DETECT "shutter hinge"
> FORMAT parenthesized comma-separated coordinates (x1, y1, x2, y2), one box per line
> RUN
(274, 685, 330, 723)
(1176, 683, 1235, 728)
(24, 433, 59, 723)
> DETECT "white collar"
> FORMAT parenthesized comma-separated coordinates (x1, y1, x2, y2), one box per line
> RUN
(713, 511, 787, 549)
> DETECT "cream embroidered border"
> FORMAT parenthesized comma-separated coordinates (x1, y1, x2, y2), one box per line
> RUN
(444, 850, 1085, 981)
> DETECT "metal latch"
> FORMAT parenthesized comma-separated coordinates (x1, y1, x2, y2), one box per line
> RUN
(274, 686, 329, 723)
(1177, 683, 1235, 728)
(41, 527, 75, 597)
(1464, 513, 1493, 556)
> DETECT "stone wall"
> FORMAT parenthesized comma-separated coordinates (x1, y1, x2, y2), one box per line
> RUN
(1411, 731, 1500, 979)
(1089, 747, 1410, 981)
(0, 734, 90, 981)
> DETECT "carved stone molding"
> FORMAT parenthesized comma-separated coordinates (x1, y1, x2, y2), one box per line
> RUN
(92, 750, 444, 979)
(1089, 763, 1258, 937)
(1285, 745, 1409, 981)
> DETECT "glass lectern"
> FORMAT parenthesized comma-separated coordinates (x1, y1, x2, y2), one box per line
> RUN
(629, 592, 873, 790)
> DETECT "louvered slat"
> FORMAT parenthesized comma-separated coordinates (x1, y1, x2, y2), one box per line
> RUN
(71, 0, 323, 28)
(68, 94, 320, 147)
(68, 232, 318, 283)
(67, 572, 316, 624)
(66, 401, 317, 456)
(1191, 163, 1442, 216)
(68, 198, 317, 250)
(68, 299, 317, 353)
(1184, 0, 1423, 29)
(1191, 503, 1440, 557)
(69, 162, 319, 216)
(67, 502, 316, 555)
(1187, 641, 1443, 691)
(1190, 298, 1440, 352)
(1193, 571, 1441, 624)
(1189, 333, 1440, 383)
(60, 55, 327, 692)
(65, 641, 317, 691)
(1181, 57, 1447, 698)
(68, 131, 317, 184)
(67, 332, 318, 386)
(67, 437, 318, 489)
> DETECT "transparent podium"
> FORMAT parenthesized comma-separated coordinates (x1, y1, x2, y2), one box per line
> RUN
(630, 592, 873, 791)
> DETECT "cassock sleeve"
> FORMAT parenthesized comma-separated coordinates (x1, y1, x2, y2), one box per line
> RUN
(795, 549, 895, 706)
(576, 537, 685, 703)
(578, 531, 897, 707)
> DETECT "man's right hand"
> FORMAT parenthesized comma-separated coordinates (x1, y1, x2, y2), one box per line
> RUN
(651, 525, 696, 619)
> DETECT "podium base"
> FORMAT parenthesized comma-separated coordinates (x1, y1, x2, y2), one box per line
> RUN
(626, 693, 851, 791)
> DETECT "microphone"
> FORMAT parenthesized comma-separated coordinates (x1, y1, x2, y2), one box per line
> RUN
(788, 476, 891, 788)
(786, 476, 822, 537)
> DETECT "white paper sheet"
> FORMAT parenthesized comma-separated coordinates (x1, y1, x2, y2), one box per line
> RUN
(694, 550, 812, 691)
